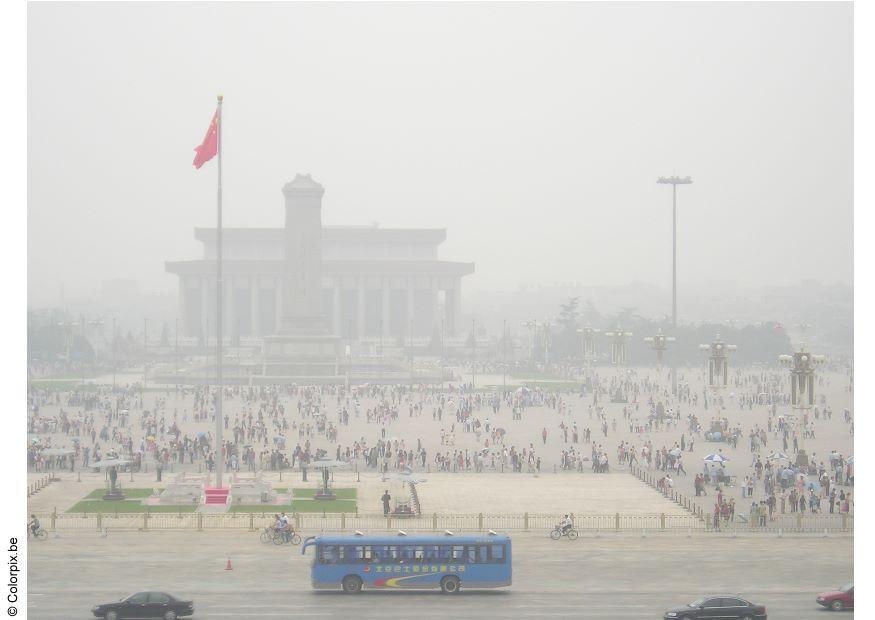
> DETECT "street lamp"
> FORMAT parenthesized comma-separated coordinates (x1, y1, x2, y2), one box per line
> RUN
(779, 345, 825, 466)
(604, 327, 633, 366)
(699, 334, 736, 390)
(523, 319, 537, 364)
(644, 328, 675, 367)
(657, 174, 693, 396)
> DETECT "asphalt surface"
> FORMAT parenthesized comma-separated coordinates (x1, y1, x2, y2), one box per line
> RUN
(27, 531, 853, 619)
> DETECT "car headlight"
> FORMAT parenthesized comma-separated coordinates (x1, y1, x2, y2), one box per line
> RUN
(666, 614, 678, 618)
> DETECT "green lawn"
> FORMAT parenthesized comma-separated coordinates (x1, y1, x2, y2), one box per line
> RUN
(66, 500, 197, 514)
(84, 488, 154, 500)
(293, 487, 357, 500)
(291, 499, 357, 513)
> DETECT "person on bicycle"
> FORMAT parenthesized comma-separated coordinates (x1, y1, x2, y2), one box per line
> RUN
(279, 512, 291, 542)
(28, 514, 40, 538)
(558, 514, 573, 535)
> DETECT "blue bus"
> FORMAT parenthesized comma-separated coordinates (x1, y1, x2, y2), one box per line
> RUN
(301, 533, 512, 593)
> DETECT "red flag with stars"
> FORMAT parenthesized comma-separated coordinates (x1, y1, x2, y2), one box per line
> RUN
(192, 108, 219, 169)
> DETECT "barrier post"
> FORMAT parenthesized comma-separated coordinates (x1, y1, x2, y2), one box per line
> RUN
(615, 512, 620, 531)
(51, 507, 57, 531)
(478, 513, 483, 532)
(660, 513, 666, 530)
(197, 512, 203, 532)
(341, 512, 346, 530)
(432, 513, 437, 530)
(842, 513, 848, 531)
(248, 513, 254, 532)
(97, 513, 102, 531)
(523, 512, 529, 532)
(143, 512, 149, 531)
(796, 512, 803, 532)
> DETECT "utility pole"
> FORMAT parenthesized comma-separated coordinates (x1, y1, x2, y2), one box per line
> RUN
(502, 318, 507, 393)
(657, 175, 692, 396)
(142, 318, 148, 407)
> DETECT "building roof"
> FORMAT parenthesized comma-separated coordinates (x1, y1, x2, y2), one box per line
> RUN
(282, 173, 324, 192)
(165, 259, 474, 277)
(193, 226, 447, 245)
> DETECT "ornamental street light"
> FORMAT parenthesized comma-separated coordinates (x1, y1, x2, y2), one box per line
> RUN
(779, 345, 825, 466)
(577, 326, 600, 367)
(644, 328, 676, 367)
(657, 174, 692, 396)
(605, 327, 633, 366)
(699, 334, 736, 390)
(523, 319, 538, 364)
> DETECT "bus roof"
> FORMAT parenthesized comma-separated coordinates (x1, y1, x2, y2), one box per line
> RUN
(312, 534, 511, 545)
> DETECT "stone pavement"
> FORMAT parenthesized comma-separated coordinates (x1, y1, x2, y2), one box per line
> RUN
(29, 469, 689, 515)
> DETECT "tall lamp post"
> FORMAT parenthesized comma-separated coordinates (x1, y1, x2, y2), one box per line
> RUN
(644, 328, 675, 368)
(779, 345, 824, 466)
(699, 334, 736, 390)
(605, 327, 633, 366)
(657, 174, 692, 396)
(523, 319, 537, 365)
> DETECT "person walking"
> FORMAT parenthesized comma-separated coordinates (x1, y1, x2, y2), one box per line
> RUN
(381, 489, 391, 516)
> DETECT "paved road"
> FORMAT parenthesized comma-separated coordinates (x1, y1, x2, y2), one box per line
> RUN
(28, 532, 852, 619)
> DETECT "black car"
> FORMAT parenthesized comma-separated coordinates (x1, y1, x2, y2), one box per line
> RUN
(91, 592, 194, 620)
(663, 595, 767, 619)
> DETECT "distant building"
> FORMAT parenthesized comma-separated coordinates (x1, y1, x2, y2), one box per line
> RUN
(166, 174, 474, 344)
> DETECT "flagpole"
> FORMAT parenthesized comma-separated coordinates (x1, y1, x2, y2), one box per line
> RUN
(215, 94, 224, 489)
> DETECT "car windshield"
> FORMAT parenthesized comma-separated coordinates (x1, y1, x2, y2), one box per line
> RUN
(688, 598, 705, 607)
(840, 582, 853, 592)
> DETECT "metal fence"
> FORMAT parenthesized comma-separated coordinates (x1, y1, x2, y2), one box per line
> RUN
(34, 509, 849, 535)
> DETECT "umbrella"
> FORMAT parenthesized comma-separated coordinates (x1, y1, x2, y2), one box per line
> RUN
(703, 454, 729, 463)
(92, 458, 131, 468)
(847, 455, 854, 465)
(767, 452, 789, 461)
(669, 448, 682, 457)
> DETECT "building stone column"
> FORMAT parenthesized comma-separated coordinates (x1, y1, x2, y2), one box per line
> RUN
(333, 281, 342, 336)
(274, 277, 283, 333)
(407, 278, 415, 339)
(178, 276, 186, 338)
(224, 275, 234, 342)
(357, 278, 366, 340)
(381, 281, 391, 339)
(250, 276, 260, 337)
(200, 276, 209, 341)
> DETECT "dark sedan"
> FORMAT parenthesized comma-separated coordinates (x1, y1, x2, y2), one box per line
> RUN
(91, 592, 194, 620)
(663, 595, 767, 619)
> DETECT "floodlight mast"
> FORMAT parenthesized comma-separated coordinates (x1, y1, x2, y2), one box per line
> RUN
(657, 175, 692, 396)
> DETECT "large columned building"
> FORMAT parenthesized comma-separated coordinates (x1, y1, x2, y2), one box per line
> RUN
(166, 174, 474, 346)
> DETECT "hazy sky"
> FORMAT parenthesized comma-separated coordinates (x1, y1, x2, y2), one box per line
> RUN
(27, 1, 852, 306)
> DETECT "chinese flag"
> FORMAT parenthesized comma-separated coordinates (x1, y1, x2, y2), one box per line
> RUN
(193, 109, 219, 169)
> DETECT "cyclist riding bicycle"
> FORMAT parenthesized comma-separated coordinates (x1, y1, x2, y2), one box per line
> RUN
(558, 514, 573, 535)
(28, 514, 40, 538)
(278, 512, 292, 542)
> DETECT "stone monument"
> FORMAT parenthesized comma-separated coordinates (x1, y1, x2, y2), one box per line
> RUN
(260, 174, 341, 382)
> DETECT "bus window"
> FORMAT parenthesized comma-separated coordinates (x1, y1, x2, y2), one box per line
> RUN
(477, 545, 489, 563)
(400, 545, 416, 562)
(413, 546, 425, 560)
(439, 545, 452, 560)
(490, 545, 505, 563)
(425, 545, 440, 560)
(386, 545, 400, 563)
(452, 546, 465, 561)
(343, 546, 364, 563)
(319, 545, 337, 564)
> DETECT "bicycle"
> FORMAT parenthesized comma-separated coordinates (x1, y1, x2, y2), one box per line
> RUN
(549, 526, 578, 540)
(260, 527, 301, 545)
(30, 527, 48, 541)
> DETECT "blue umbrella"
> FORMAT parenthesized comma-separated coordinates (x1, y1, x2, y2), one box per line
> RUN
(703, 454, 729, 463)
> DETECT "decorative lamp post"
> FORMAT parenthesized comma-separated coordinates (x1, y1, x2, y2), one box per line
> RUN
(523, 319, 537, 364)
(699, 334, 736, 389)
(605, 327, 633, 366)
(779, 345, 825, 465)
(644, 328, 675, 367)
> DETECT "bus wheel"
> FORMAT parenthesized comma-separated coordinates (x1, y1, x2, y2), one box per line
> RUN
(342, 575, 362, 594)
(440, 576, 460, 594)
